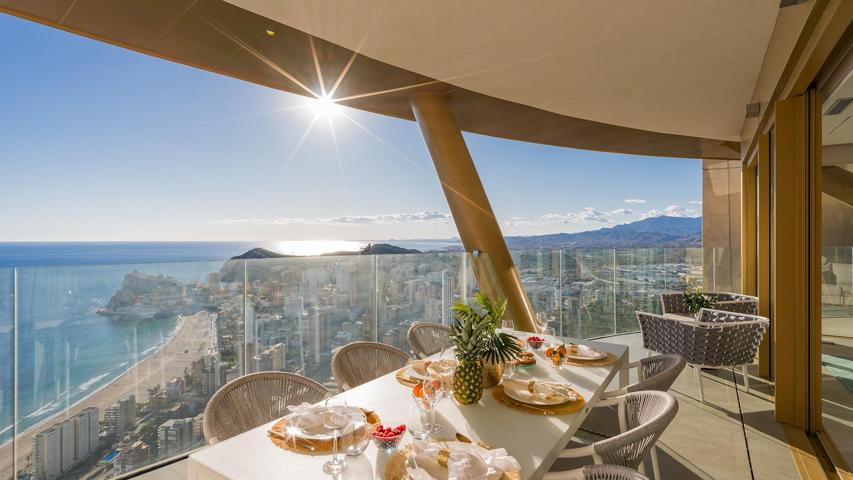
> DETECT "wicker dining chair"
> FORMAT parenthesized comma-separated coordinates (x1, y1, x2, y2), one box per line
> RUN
(331, 341, 410, 391)
(637, 310, 769, 401)
(546, 465, 650, 480)
(660, 292, 758, 317)
(545, 391, 678, 480)
(407, 322, 452, 358)
(202, 371, 329, 444)
(581, 354, 685, 475)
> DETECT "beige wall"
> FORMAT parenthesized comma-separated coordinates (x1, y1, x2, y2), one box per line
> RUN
(703, 159, 742, 292)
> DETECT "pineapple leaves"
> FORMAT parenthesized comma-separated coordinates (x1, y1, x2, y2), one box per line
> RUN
(450, 292, 520, 364)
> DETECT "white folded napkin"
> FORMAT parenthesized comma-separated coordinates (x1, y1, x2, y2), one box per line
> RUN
(505, 379, 576, 403)
(286, 403, 360, 434)
(409, 440, 521, 480)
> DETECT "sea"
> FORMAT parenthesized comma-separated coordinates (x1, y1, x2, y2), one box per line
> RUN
(0, 240, 460, 444)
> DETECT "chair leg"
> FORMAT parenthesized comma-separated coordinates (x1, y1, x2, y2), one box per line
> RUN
(741, 365, 750, 393)
(638, 460, 646, 475)
(694, 366, 705, 402)
(651, 445, 661, 480)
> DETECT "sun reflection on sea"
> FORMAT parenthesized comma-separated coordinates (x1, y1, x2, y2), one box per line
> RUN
(272, 240, 365, 256)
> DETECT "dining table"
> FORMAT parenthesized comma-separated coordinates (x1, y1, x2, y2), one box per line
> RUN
(186, 334, 629, 480)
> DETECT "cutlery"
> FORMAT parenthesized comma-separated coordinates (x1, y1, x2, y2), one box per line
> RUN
(455, 432, 493, 450)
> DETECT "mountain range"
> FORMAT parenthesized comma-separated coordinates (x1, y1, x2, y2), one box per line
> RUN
(504, 216, 701, 249)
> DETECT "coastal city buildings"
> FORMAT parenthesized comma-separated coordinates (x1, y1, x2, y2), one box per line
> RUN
(31, 408, 99, 480)
(104, 397, 136, 438)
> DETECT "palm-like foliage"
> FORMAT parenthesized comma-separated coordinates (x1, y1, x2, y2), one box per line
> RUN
(450, 292, 522, 364)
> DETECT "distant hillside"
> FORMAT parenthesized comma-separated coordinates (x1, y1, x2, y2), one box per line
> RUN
(505, 216, 701, 249)
(230, 247, 293, 260)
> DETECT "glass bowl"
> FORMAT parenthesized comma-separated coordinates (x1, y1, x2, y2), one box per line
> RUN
(369, 421, 406, 453)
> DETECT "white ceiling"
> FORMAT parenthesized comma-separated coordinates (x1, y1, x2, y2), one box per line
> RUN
(225, 0, 780, 142)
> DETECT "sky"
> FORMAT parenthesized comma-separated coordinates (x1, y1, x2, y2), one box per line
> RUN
(0, 14, 701, 242)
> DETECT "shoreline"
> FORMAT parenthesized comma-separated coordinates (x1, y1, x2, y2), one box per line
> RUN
(0, 311, 214, 478)
(0, 315, 185, 447)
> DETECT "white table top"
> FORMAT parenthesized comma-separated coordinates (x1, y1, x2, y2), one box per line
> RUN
(187, 337, 628, 480)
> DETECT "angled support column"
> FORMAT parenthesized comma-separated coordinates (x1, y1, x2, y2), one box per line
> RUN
(410, 91, 537, 332)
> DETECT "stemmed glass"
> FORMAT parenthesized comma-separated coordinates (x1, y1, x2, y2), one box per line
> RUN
(436, 347, 456, 399)
(322, 397, 349, 475)
(421, 371, 444, 434)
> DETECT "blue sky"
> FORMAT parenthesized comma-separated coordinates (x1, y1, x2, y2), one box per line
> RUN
(0, 14, 701, 241)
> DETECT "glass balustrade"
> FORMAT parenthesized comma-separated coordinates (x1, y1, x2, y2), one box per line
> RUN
(0, 247, 708, 479)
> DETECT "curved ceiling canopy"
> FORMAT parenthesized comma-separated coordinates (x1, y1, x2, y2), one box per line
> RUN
(0, 0, 769, 159)
(225, 0, 779, 143)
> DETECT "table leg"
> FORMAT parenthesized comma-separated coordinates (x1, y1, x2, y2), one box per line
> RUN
(618, 353, 629, 389)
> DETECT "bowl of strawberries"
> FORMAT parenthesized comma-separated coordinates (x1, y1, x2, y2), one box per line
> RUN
(369, 422, 406, 452)
(526, 336, 545, 350)
(545, 344, 568, 369)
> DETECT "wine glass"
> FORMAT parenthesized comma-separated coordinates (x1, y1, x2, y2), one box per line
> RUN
(343, 410, 369, 457)
(322, 398, 349, 475)
(542, 326, 557, 347)
(422, 371, 444, 434)
(435, 348, 456, 399)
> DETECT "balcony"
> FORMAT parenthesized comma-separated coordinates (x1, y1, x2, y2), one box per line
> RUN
(0, 247, 782, 480)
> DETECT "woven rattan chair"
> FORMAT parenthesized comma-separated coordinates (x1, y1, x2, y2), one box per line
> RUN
(407, 322, 451, 358)
(546, 465, 650, 480)
(660, 292, 758, 317)
(545, 391, 678, 480)
(331, 341, 410, 391)
(202, 371, 329, 444)
(581, 354, 685, 475)
(637, 310, 769, 402)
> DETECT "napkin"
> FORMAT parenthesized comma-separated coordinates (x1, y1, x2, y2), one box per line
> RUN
(286, 403, 360, 434)
(409, 440, 521, 480)
(506, 379, 576, 403)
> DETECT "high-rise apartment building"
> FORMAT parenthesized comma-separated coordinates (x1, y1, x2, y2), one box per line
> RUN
(441, 270, 455, 326)
(157, 418, 195, 458)
(105, 395, 136, 437)
(32, 425, 61, 480)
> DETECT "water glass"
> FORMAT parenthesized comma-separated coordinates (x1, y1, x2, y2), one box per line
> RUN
(542, 326, 557, 345)
(343, 411, 369, 457)
(322, 398, 349, 475)
(406, 403, 433, 440)
(501, 318, 514, 333)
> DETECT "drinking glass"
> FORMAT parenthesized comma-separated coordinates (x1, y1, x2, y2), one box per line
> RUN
(343, 411, 369, 457)
(543, 326, 557, 346)
(406, 402, 432, 440)
(422, 372, 444, 434)
(501, 318, 514, 333)
(435, 348, 456, 399)
(322, 398, 349, 474)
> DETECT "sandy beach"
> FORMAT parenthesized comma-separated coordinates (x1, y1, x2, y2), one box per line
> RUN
(0, 311, 214, 479)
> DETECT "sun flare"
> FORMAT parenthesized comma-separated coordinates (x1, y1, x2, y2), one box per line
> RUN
(310, 95, 341, 118)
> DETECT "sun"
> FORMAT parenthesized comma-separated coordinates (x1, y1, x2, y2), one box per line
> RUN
(310, 95, 341, 118)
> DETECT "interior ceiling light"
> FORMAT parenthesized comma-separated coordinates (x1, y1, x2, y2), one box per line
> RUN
(266, 29, 275, 36)
(826, 97, 853, 116)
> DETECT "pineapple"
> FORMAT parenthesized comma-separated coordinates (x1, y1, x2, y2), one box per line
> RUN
(449, 304, 491, 405)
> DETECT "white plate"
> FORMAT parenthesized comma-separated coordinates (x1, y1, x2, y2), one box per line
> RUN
(502, 379, 574, 406)
(563, 344, 607, 361)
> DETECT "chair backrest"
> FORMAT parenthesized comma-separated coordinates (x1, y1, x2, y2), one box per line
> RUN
(202, 371, 329, 444)
(659, 292, 688, 315)
(629, 354, 686, 393)
(636, 311, 769, 367)
(582, 465, 649, 480)
(660, 292, 758, 316)
(407, 322, 451, 359)
(708, 300, 758, 315)
(331, 341, 410, 391)
(593, 391, 678, 470)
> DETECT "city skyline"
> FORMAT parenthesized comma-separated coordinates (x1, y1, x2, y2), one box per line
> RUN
(0, 14, 702, 242)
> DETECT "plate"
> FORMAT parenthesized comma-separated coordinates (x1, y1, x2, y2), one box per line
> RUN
(502, 379, 575, 406)
(563, 344, 607, 361)
(278, 407, 367, 440)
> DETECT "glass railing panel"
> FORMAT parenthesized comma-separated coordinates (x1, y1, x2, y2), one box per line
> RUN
(1, 268, 13, 480)
(558, 249, 617, 339)
(375, 252, 468, 355)
(511, 250, 561, 333)
(244, 255, 376, 388)
(662, 247, 704, 291)
(614, 248, 665, 334)
(12, 260, 239, 479)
